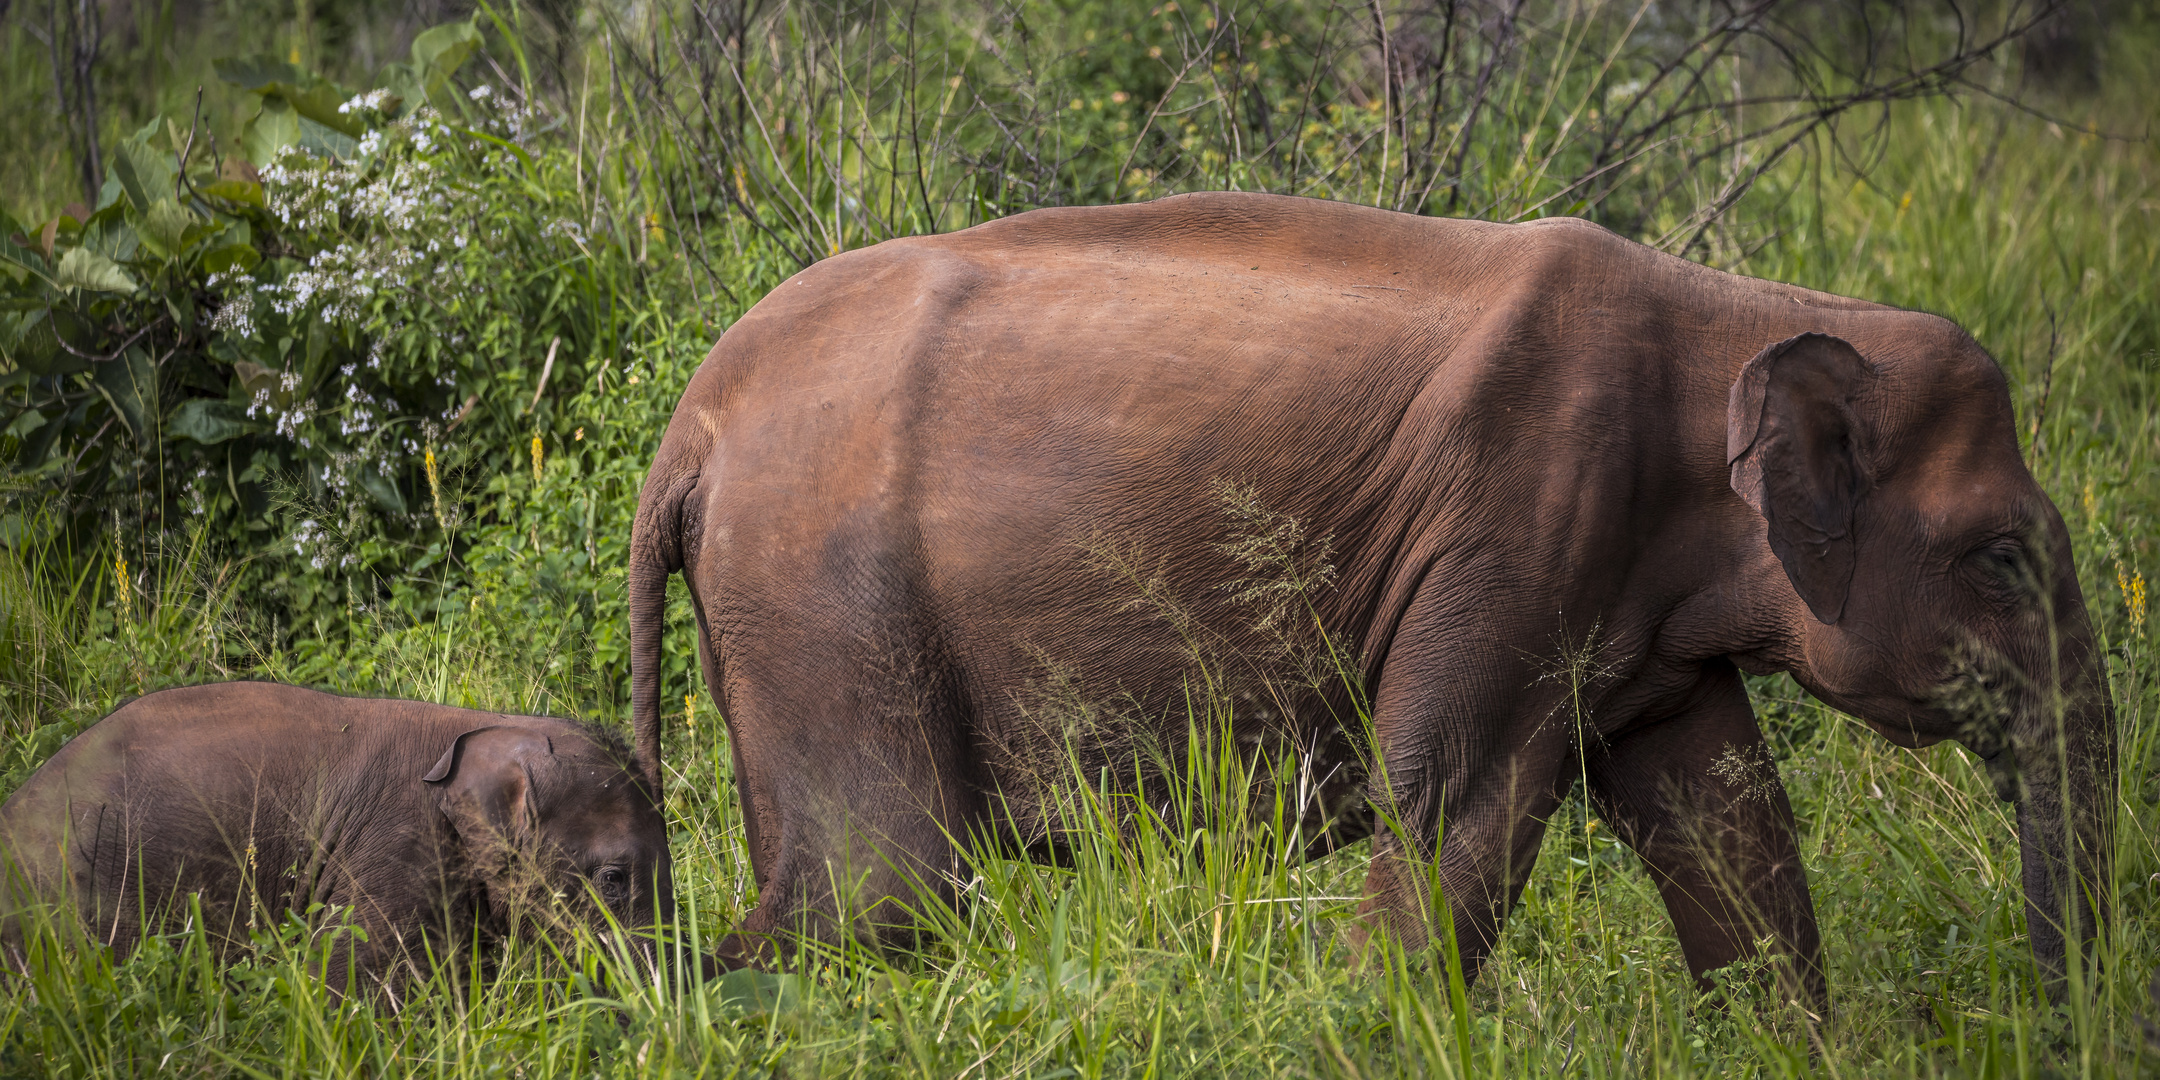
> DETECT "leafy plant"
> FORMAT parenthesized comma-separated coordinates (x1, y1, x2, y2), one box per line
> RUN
(0, 19, 688, 652)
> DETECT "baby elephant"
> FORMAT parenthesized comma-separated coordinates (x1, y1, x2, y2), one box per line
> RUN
(0, 682, 672, 994)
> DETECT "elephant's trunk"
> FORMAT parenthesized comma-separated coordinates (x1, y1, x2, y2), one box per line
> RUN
(2009, 620, 2116, 992)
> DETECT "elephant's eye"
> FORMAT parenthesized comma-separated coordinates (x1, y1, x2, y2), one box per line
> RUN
(593, 866, 629, 897)
(1968, 539, 2034, 604)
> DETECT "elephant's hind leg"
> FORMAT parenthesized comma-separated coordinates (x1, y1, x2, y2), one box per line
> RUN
(707, 610, 982, 971)
(1585, 661, 1824, 1007)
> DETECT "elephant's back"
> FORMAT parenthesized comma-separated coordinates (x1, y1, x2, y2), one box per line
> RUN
(667, 195, 1905, 719)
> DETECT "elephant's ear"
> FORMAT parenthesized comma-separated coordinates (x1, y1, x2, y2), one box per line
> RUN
(1728, 332, 1876, 625)
(423, 726, 553, 849)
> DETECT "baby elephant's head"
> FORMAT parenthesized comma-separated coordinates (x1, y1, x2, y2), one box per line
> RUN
(422, 721, 672, 938)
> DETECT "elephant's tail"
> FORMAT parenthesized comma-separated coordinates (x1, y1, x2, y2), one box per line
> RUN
(629, 464, 699, 795)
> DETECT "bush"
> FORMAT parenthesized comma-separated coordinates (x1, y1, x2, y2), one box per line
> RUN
(0, 20, 734, 683)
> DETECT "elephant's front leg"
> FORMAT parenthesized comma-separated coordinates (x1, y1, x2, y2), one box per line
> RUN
(1585, 661, 1824, 1007)
(1357, 680, 1575, 980)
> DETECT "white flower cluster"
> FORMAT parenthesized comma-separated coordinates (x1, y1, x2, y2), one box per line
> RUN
(338, 375, 401, 437)
(267, 242, 420, 324)
(339, 88, 395, 116)
(542, 218, 589, 247)
(272, 371, 313, 444)
(189, 466, 214, 517)
(289, 510, 359, 571)
(290, 517, 332, 569)
(464, 81, 548, 146)
(209, 295, 256, 338)
(264, 148, 463, 236)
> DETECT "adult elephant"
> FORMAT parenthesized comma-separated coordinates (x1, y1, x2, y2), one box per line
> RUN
(628, 193, 2113, 1001)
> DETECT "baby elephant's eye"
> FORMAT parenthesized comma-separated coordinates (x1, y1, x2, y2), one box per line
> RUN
(1968, 539, 2035, 605)
(594, 866, 629, 896)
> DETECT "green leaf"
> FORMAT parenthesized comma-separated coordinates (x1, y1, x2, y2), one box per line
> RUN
(286, 85, 367, 139)
(54, 247, 138, 293)
(112, 119, 179, 213)
(231, 359, 287, 407)
(219, 56, 368, 144)
(5, 406, 48, 439)
(356, 465, 405, 514)
(93, 346, 158, 443)
(7, 308, 85, 376)
(140, 198, 197, 258)
(167, 397, 262, 444)
(200, 179, 264, 207)
(298, 117, 361, 160)
(411, 19, 481, 82)
(379, 19, 481, 112)
(0, 218, 43, 275)
(241, 96, 302, 166)
(202, 244, 262, 275)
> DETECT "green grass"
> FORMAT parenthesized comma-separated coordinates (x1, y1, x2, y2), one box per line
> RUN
(2, 52, 2158, 1080)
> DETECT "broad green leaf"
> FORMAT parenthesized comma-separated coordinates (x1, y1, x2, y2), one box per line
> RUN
(411, 19, 481, 84)
(298, 117, 361, 160)
(166, 397, 262, 444)
(5, 406, 48, 439)
(55, 248, 138, 293)
(356, 465, 405, 514)
(200, 179, 264, 206)
(378, 65, 428, 116)
(93, 346, 158, 442)
(202, 244, 262, 275)
(219, 57, 367, 140)
(0, 227, 47, 279)
(284, 83, 367, 138)
(378, 20, 481, 112)
(141, 198, 196, 258)
(7, 308, 85, 376)
(241, 96, 302, 165)
(231, 359, 286, 407)
(112, 119, 178, 213)
(13, 407, 65, 467)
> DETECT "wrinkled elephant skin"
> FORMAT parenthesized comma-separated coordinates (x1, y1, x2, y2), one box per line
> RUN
(629, 193, 2113, 1002)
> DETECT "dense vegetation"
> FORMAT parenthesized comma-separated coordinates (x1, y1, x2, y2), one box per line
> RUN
(1, 0, 2155, 1075)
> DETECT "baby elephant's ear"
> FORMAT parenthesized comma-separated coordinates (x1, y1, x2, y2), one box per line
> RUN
(424, 726, 554, 845)
(1727, 332, 1877, 625)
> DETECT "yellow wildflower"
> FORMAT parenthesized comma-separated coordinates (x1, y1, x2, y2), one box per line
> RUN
(685, 694, 697, 730)
(425, 448, 444, 530)
(113, 549, 133, 624)
(2081, 478, 2095, 517)
(531, 435, 545, 483)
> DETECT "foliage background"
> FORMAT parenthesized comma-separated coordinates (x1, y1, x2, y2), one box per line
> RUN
(0, 0, 2156, 1076)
